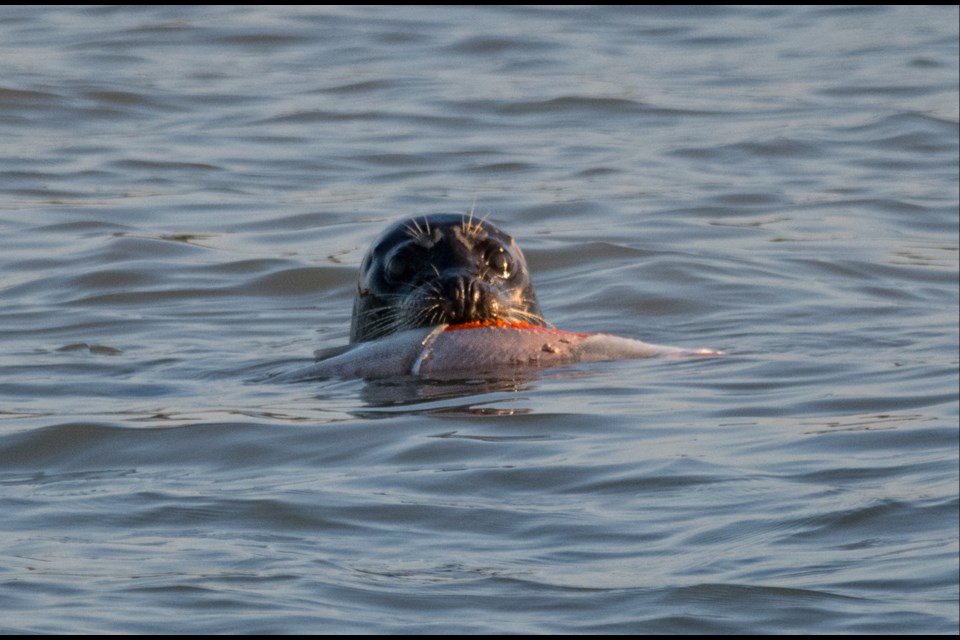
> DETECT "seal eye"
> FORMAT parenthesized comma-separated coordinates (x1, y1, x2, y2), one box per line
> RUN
(483, 244, 514, 280)
(382, 244, 423, 286)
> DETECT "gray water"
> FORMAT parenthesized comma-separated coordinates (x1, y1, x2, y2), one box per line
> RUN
(1, 5, 957, 634)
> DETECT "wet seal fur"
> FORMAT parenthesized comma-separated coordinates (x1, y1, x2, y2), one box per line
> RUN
(350, 214, 548, 343)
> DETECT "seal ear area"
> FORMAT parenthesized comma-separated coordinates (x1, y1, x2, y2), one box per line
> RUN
(355, 250, 375, 297)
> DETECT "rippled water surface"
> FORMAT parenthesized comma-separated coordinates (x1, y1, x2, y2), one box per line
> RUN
(1, 5, 957, 634)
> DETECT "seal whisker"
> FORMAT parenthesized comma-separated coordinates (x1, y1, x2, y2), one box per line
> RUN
(404, 218, 425, 242)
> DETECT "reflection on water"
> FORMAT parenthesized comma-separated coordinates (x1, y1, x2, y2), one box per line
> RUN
(0, 4, 957, 635)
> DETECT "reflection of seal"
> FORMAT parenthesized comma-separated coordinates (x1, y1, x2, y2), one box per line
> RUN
(350, 214, 547, 343)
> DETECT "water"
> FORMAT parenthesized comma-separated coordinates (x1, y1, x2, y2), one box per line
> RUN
(1, 5, 957, 634)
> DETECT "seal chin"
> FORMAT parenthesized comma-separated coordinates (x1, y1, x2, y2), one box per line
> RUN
(350, 214, 547, 343)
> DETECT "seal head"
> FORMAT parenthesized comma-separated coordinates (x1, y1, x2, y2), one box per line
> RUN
(350, 214, 547, 343)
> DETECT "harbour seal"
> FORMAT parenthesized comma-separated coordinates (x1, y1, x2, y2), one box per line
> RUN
(266, 213, 721, 382)
(350, 214, 548, 343)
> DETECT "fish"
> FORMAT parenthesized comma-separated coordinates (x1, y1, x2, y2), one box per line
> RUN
(275, 321, 720, 382)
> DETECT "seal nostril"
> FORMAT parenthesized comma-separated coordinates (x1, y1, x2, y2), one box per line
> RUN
(437, 275, 497, 324)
